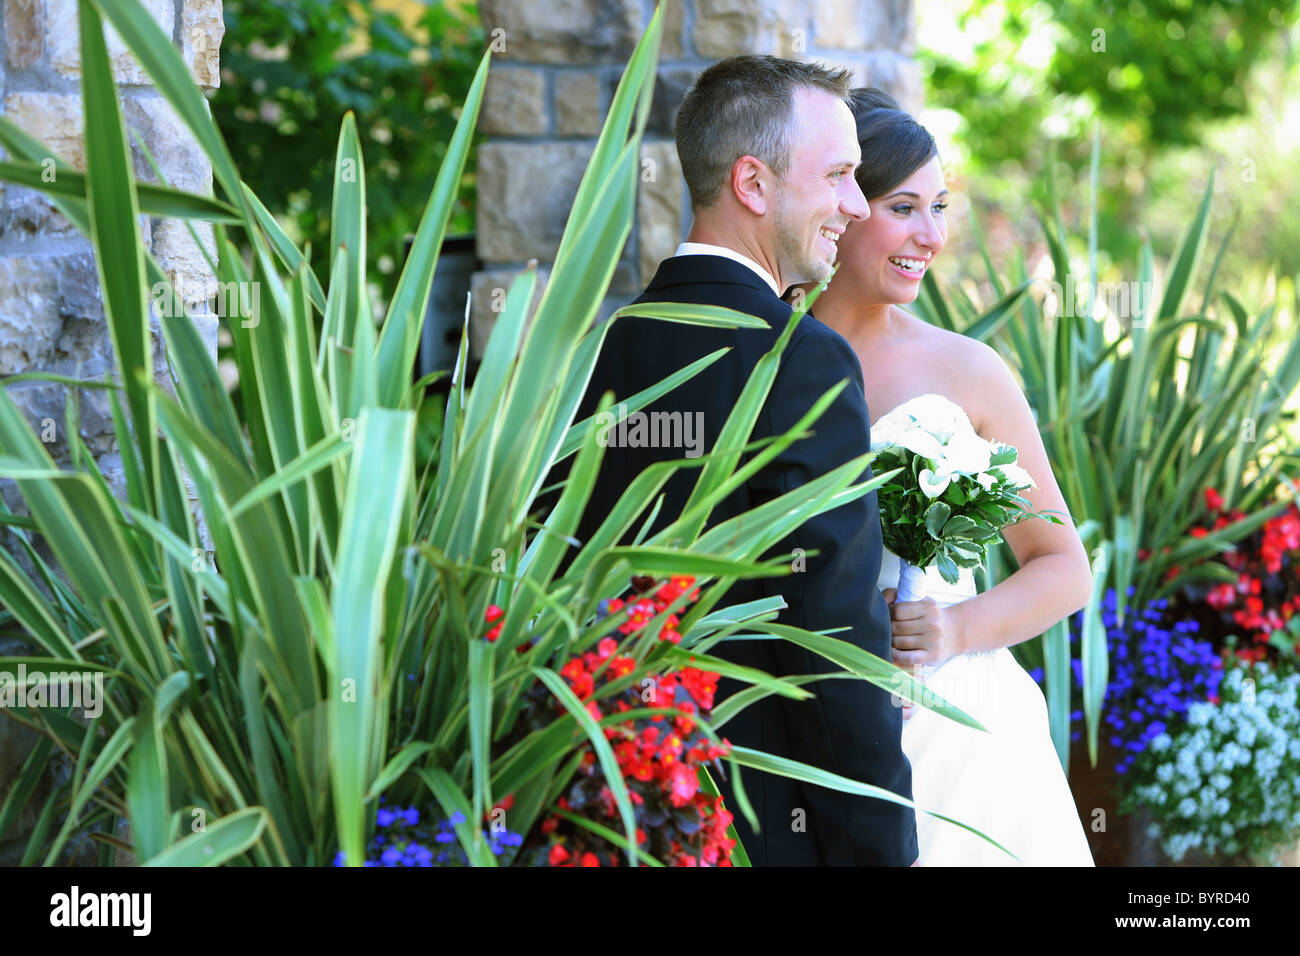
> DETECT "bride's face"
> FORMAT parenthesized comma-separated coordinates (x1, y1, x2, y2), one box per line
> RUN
(837, 156, 948, 305)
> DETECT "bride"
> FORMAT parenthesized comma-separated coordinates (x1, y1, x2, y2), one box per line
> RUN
(807, 89, 1095, 866)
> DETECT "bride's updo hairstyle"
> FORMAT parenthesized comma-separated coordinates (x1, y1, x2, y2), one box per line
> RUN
(848, 88, 939, 201)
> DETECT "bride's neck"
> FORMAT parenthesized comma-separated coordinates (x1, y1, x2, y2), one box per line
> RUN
(813, 279, 897, 346)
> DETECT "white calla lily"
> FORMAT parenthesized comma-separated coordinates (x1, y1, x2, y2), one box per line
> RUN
(897, 426, 946, 461)
(939, 429, 992, 475)
(997, 463, 1036, 489)
(917, 468, 951, 498)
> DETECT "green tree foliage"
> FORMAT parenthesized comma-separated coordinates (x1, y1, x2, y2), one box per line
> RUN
(922, 1, 1300, 295)
(926, 0, 1299, 170)
(211, 0, 483, 301)
(1050, 0, 1297, 149)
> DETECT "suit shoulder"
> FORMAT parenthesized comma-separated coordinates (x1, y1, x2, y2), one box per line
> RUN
(790, 312, 858, 364)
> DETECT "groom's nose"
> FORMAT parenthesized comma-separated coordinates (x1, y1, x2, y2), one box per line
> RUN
(841, 174, 869, 222)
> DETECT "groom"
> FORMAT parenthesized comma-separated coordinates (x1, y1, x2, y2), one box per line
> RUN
(568, 56, 918, 866)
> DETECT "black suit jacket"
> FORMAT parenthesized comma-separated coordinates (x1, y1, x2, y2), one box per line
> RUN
(564, 254, 918, 866)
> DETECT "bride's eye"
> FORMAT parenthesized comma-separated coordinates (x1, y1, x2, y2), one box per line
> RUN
(892, 204, 913, 215)
(933, 202, 949, 213)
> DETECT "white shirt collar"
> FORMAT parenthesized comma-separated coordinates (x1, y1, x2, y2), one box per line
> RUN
(673, 241, 783, 298)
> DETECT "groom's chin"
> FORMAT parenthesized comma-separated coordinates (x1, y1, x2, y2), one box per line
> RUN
(794, 260, 834, 288)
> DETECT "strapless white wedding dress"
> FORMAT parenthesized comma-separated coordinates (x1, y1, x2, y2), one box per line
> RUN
(877, 490, 1094, 866)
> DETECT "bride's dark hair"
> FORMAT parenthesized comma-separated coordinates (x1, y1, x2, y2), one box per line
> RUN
(848, 88, 939, 201)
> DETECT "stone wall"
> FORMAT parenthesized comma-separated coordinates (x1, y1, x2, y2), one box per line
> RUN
(0, 0, 223, 865)
(472, 0, 919, 356)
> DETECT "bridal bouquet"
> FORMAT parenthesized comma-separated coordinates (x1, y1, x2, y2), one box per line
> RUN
(870, 394, 1057, 601)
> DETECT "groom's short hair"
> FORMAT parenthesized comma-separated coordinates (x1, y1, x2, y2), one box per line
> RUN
(675, 55, 853, 210)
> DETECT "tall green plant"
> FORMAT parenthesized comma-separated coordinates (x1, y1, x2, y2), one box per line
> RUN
(0, 0, 1002, 865)
(913, 129, 1300, 770)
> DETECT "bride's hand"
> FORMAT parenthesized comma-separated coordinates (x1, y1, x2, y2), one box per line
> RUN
(882, 588, 962, 671)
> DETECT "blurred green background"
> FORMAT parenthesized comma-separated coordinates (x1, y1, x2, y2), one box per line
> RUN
(916, 0, 1300, 308)
(212, 0, 483, 305)
(213, 0, 1300, 313)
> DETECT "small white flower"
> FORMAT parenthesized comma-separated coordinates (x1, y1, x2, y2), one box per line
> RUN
(975, 472, 998, 492)
(995, 462, 1036, 489)
(884, 394, 973, 441)
(936, 428, 992, 475)
(871, 393, 977, 448)
(869, 416, 911, 451)
(895, 426, 946, 461)
(917, 468, 951, 498)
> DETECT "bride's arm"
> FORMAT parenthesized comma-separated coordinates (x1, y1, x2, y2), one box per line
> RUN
(890, 344, 1093, 664)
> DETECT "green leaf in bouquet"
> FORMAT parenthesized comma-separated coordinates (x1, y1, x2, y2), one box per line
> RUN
(924, 501, 951, 538)
(942, 482, 967, 507)
(941, 515, 980, 537)
(946, 540, 984, 562)
(934, 552, 961, 585)
(988, 443, 1018, 466)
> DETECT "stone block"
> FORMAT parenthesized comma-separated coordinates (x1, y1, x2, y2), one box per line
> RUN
(122, 95, 213, 195)
(646, 66, 699, 138)
(468, 265, 549, 360)
(637, 141, 683, 286)
(479, 0, 642, 64)
(0, 93, 85, 234)
(181, 0, 224, 89)
(0, 255, 60, 374)
(151, 217, 217, 305)
(849, 51, 924, 115)
(480, 67, 547, 136)
(2, 92, 85, 169)
(4, 379, 66, 454)
(693, 0, 807, 59)
(5, 0, 42, 69)
(50, 250, 114, 385)
(476, 141, 593, 263)
(554, 70, 602, 137)
(812, 0, 915, 53)
(661, 0, 685, 59)
(47, 0, 175, 85)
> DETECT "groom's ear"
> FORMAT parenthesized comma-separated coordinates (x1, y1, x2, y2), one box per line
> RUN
(731, 155, 771, 216)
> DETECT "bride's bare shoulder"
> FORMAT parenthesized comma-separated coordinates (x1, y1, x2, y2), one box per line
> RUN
(906, 315, 1019, 428)
(906, 313, 1005, 372)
